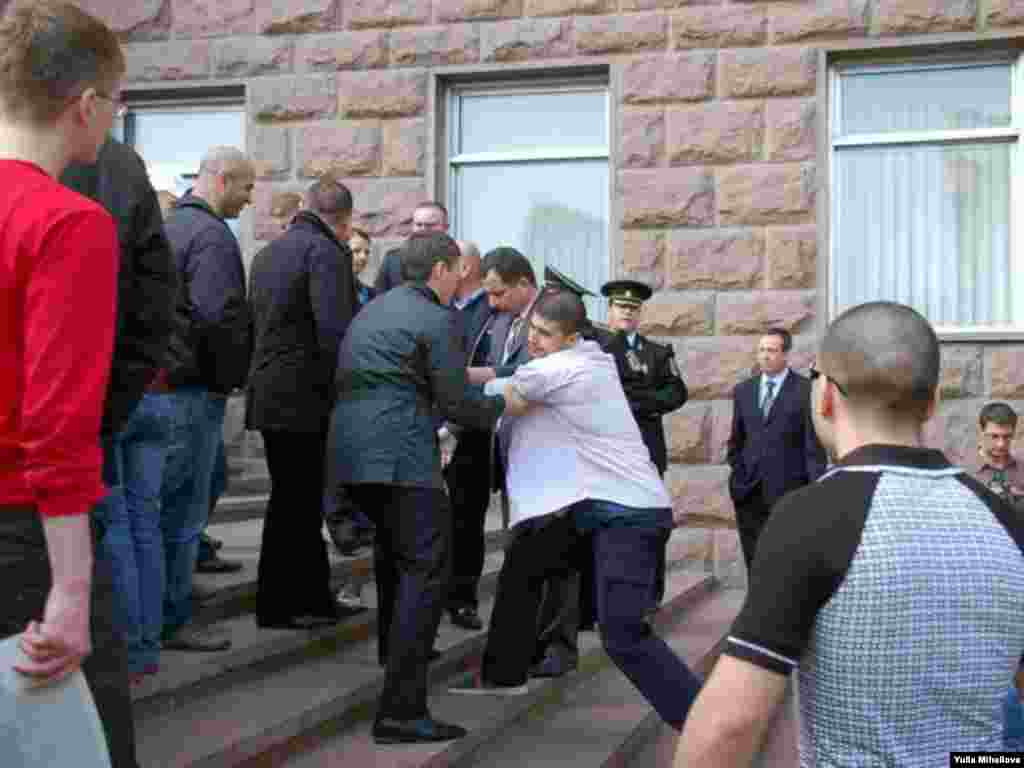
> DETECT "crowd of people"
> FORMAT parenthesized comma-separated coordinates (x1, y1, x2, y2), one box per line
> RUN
(3, 3, 1024, 767)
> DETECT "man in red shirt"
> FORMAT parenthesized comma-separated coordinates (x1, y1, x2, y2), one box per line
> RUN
(0, 2, 136, 766)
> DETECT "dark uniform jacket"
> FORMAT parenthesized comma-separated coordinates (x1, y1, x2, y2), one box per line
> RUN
(163, 193, 252, 394)
(330, 282, 505, 490)
(596, 330, 688, 475)
(727, 370, 827, 508)
(373, 245, 404, 293)
(60, 138, 178, 434)
(245, 211, 358, 433)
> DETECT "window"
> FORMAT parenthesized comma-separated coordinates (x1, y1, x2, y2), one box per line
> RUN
(119, 96, 246, 240)
(447, 79, 610, 318)
(829, 56, 1022, 337)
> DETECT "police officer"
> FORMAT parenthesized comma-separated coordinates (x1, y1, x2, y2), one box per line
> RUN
(598, 280, 687, 476)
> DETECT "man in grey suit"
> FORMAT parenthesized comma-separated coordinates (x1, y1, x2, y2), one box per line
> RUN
(329, 232, 509, 745)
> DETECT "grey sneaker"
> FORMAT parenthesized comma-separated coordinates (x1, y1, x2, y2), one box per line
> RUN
(336, 583, 366, 611)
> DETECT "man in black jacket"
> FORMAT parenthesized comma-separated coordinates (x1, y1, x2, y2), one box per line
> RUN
(247, 178, 359, 629)
(373, 200, 448, 293)
(157, 146, 254, 652)
(61, 136, 177, 768)
(329, 232, 510, 744)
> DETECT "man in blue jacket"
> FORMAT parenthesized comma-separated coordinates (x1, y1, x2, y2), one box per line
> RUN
(157, 146, 254, 652)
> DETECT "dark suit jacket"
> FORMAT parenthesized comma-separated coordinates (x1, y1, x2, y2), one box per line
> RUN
(596, 330, 688, 475)
(373, 245, 404, 293)
(456, 290, 494, 364)
(726, 370, 826, 508)
(245, 211, 358, 433)
(330, 282, 505, 490)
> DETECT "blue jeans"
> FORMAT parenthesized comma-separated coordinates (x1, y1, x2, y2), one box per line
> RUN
(94, 394, 172, 673)
(1006, 685, 1024, 748)
(158, 388, 226, 637)
(198, 440, 228, 564)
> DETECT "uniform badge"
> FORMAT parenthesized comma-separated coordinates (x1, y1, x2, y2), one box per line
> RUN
(668, 355, 681, 378)
(626, 349, 648, 374)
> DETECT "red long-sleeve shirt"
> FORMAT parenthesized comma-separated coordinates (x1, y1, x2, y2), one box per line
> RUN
(0, 161, 118, 518)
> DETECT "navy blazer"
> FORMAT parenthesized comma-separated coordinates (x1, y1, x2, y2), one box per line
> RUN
(726, 370, 827, 508)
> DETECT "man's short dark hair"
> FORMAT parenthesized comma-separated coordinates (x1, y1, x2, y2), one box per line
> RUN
(534, 291, 587, 337)
(306, 178, 353, 218)
(402, 232, 458, 282)
(764, 327, 792, 352)
(482, 246, 536, 287)
(819, 301, 939, 422)
(980, 402, 1018, 431)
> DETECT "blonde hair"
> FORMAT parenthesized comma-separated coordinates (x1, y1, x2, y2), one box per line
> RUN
(0, 1, 125, 125)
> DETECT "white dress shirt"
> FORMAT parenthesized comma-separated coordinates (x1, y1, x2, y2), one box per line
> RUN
(499, 340, 671, 527)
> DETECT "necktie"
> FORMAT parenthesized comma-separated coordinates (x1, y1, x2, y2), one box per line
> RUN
(502, 317, 522, 365)
(761, 379, 776, 417)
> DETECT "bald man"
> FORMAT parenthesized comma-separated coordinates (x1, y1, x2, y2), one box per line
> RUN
(678, 302, 1024, 766)
(442, 239, 498, 630)
(157, 146, 254, 652)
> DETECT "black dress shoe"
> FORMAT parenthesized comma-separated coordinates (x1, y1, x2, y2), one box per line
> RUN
(256, 615, 339, 630)
(372, 717, 467, 745)
(450, 606, 484, 631)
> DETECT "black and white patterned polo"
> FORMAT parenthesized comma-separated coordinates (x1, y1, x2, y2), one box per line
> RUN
(725, 444, 1024, 767)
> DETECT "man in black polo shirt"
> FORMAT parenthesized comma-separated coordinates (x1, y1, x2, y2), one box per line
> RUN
(677, 301, 1024, 766)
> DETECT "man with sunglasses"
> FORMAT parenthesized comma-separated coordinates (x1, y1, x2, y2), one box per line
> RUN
(726, 328, 826, 570)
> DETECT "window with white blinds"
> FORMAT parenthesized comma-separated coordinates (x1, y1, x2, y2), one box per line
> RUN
(829, 57, 1022, 337)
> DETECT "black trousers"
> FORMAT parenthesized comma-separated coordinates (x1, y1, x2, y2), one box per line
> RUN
(257, 430, 336, 622)
(348, 484, 451, 721)
(0, 506, 139, 768)
(734, 486, 771, 570)
(483, 514, 579, 686)
(443, 430, 492, 611)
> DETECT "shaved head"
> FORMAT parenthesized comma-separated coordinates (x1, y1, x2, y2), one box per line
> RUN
(818, 301, 939, 423)
(199, 146, 249, 176)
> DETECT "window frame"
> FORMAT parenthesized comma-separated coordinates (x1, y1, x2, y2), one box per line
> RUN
(440, 73, 613, 309)
(827, 48, 1024, 341)
(118, 86, 247, 246)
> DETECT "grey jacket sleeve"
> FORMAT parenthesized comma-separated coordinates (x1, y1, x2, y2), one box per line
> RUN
(428, 311, 505, 431)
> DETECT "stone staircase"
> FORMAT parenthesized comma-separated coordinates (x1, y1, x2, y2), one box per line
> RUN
(131, 486, 761, 768)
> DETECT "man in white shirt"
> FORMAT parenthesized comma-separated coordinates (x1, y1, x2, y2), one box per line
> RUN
(451, 291, 701, 730)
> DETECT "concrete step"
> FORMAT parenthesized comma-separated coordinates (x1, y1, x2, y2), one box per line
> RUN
(276, 569, 719, 768)
(134, 551, 708, 768)
(437, 587, 745, 768)
(190, 510, 509, 626)
(627, 673, 799, 768)
(209, 494, 268, 525)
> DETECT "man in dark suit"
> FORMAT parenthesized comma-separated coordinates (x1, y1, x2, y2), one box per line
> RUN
(442, 239, 497, 631)
(246, 178, 359, 629)
(727, 328, 826, 569)
(329, 232, 509, 744)
(373, 200, 448, 293)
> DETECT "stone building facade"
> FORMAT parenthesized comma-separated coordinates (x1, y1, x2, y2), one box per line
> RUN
(56, 0, 1024, 583)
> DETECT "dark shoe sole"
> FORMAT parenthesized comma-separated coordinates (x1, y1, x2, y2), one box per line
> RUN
(196, 560, 244, 574)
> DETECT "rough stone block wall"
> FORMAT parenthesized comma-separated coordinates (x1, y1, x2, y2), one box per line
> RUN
(67, 0, 1024, 580)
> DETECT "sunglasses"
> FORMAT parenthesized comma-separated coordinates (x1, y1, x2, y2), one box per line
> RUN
(808, 363, 848, 398)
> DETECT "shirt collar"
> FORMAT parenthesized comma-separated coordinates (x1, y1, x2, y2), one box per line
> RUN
(762, 368, 789, 388)
(454, 286, 486, 311)
(977, 454, 1019, 473)
(835, 443, 954, 472)
(626, 332, 638, 348)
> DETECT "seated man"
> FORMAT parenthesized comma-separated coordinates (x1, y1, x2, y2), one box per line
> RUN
(451, 291, 701, 731)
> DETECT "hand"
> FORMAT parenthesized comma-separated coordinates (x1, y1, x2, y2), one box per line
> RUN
(14, 583, 91, 687)
(440, 431, 458, 469)
(502, 382, 531, 417)
(467, 367, 496, 385)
